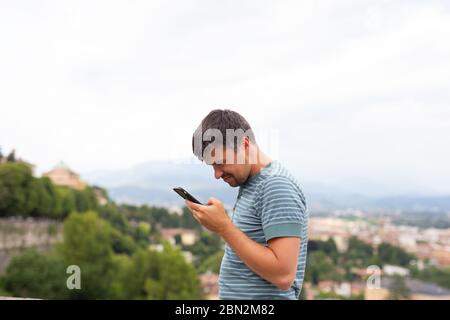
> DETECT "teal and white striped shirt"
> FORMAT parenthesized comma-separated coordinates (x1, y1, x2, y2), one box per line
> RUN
(219, 161, 309, 300)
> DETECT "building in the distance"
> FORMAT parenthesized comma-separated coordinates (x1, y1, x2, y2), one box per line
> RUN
(160, 228, 198, 246)
(43, 161, 87, 190)
(199, 271, 219, 300)
(365, 277, 450, 300)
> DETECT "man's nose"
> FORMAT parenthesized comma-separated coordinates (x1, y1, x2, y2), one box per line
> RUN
(213, 167, 223, 180)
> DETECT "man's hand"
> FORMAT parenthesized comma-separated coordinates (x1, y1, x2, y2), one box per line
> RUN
(185, 197, 233, 235)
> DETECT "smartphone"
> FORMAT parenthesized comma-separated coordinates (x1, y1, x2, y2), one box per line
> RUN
(173, 187, 203, 205)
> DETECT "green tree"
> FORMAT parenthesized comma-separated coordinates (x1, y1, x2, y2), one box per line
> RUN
(0, 162, 80, 218)
(118, 243, 203, 300)
(145, 243, 203, 300)
(29, 177, 54, 217)
(305, 251, 336, 285)
(308, 239, 339, 263)
(108, 254, 134, 299)
(0, 163, 35, 216)
(98, 203, 129, 234)
(345, 236, 375, 267)
(378, 242, 415, 267)
(410, 266, 450, 289)
(0, 287, 10, 297)
(59, 211, 115, 299)
(1, 250, 69, 299)
(111, 228, 137, 255)
(120, 248, 158, 299)
(198, 250, 224, 274)
(74, 187, 98, 212)
(55, 186, 76, 218)
(183, 231, 223, 267)
(6, 149, 16, 162)
(135, 222, 151, 244)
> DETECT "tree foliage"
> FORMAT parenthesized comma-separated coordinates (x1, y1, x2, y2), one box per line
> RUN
(0, 163, 98, 218)
(0, 212, 203, 300)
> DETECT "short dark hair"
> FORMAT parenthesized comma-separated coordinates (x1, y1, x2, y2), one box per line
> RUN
(192, 109, 256, 161)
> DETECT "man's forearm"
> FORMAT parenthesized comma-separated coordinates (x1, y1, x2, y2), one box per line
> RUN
(220, 223, 295, 290)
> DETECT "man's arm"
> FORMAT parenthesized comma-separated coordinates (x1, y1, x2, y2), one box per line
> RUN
(221, 223, 300, 290)
(186, 198, 300, 290)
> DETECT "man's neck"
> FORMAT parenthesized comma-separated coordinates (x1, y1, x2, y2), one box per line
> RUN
(249, 149, 272, 178)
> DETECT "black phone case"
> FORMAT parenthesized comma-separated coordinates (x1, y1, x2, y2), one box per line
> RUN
(173, 187, 203, 205)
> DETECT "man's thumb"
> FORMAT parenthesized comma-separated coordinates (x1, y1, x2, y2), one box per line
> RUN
(208, 197, 219, 205)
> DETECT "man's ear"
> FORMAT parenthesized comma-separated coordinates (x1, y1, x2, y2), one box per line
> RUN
(244, 136, 257, 155)
(241, 137, 250, 165)
(243, 136, 250, 149)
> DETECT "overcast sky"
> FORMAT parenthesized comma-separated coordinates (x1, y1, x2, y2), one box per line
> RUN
(1, 0, 449, 196)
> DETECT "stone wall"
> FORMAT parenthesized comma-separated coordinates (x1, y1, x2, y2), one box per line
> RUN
(0, 218, 62, 273)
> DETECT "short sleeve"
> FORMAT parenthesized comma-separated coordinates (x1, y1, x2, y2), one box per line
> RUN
(258, 176, 306, 241)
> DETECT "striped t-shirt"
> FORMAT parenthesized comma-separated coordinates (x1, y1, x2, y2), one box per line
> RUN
(219, 160, 309, 300)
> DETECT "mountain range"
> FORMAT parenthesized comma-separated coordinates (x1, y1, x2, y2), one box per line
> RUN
(83, 161, 450, 212)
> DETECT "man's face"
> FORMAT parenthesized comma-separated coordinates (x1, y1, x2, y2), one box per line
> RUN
(209, 148, 252, 187)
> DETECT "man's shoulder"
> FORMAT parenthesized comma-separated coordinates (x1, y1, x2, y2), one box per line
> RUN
(255, 163, 307, 207)
(260, 163, 302, 193)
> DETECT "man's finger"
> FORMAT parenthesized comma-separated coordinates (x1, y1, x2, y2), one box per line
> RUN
(186, 205, 201, 221)
(185, 200, 204, 211)
(192, 212, 200, 223)
(208, 197, 224, 207)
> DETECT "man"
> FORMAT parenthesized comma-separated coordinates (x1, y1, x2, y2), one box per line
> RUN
(185, 109, 309, 300)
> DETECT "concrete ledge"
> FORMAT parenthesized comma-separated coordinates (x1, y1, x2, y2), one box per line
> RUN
(0, 296, 41, 300)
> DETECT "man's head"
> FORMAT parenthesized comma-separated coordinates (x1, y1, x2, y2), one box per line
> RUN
(192, 109, 258, 187)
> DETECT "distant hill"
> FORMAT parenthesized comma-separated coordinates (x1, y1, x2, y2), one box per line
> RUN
(369, 196, 450, 212)
(84, 161, 450, 212)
